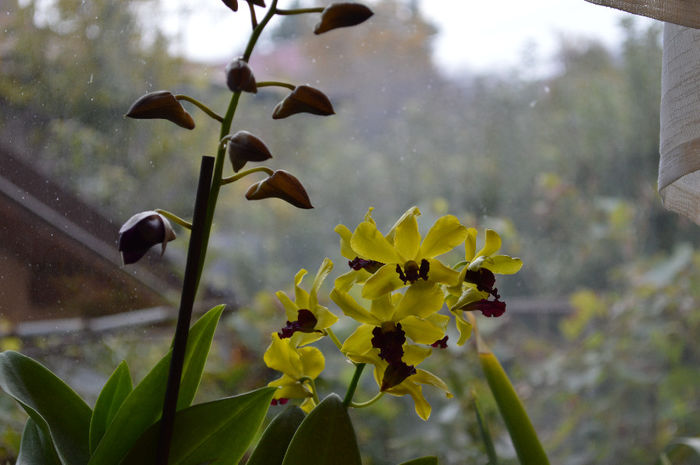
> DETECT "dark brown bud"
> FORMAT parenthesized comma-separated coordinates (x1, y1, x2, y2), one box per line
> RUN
(227, 130, 273, 172)
(272, 85, 334, 119)
(125, 91, 195, 130)
(314, 3, 373, 35)
(221, 0, 238, 11)
(245, 170, 313, 209)
(225, 58, 257, 94)
(118, 211, 176, 265)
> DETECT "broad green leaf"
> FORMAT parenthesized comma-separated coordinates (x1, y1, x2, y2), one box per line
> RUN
(89, 360, 133, 453)
(247, 405, 306, 465)
(0, 350, 92, 465)
(88, 304, 225, 465)
(282, 394, 361, 465)
(120, 387, 276, 465)
(16, 417, 61, 465)
(660, 437, 700, 464)
(473, 389, 498, 465)
(398, 457, 438, 465)
(479, 352, 549, 465)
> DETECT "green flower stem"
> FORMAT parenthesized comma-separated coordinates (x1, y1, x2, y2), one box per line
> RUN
(324, 327, 343, 351)
(349, 391, 384, 409)
(195, 0, 279, 286)
(243, 0, 278, 62)
(155, 209, 192, 230)
(275, 7, 324, 15)
(220, 166, 275, 186)
(247, 0, 258, 29)
(300, 377, 320, 405)
(256, 80, 296, 91)
(342, 362, 366, 408)
(175, 94, 224, 123)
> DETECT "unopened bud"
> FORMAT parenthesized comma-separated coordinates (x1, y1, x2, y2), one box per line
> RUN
(245, 170, 313, 209)
(118, 211, 176, 265)
(314, 3, 373, 35)
(125, 91, 195, 130)
(227, 130, 273, 172)
(225, 58, 257, 94)
(272, 85, 334, 119)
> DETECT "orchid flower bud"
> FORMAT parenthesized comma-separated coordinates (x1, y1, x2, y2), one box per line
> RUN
(272, 85, 334, 119)
(245, 170, 313, 209)
(118, 211, 176, 265)
(225, 58, 257, 94)
(125, 91, 195, 130)
(227, 130, 273, 172)
(314, 3, 374, 35)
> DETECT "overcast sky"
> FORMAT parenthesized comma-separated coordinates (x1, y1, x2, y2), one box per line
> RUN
(158, 0, 655, 74)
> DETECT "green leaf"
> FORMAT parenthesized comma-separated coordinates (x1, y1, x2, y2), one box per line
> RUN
(16, 418, 62, 465)
(121, 387, 276, 465)
(88, 304, 225, 465)
(397, 457, 438, 465)
(479, 352, 550, 465)
(660, 437, 700, 464)
(282, 394, 361, 465)
(473, 389, 498, 464)
(247, 405, 306, 465)
(89, 360, 132, 453)
(0, 350, 92, 465)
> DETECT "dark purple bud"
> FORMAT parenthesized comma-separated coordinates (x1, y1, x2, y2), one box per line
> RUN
(125, 91, 195, 130)
(272, 85, 334, 119)
(226, 58, 257, 94)
(314, 3, 374, 35)
(227, 130, 273, 172)
(118, 211, 176, 265)
(245, 170, 313, 209)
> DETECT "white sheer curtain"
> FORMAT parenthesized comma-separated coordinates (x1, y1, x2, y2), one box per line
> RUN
(586, 0, 700, 225)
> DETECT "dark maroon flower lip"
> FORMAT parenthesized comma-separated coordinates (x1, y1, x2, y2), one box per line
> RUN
(278, 309, 320, 339)
(462, 299, 506, 318)
(348, 257, 384, 273)
(396, 259, 430, 284)
(431, 336, 448, 349)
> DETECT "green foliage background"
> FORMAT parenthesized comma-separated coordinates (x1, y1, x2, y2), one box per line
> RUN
(0, 0, 698, 464)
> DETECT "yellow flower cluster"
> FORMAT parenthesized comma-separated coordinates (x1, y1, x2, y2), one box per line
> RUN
(263, 207, 522, 420)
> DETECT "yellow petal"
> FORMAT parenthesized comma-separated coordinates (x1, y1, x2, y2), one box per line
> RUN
(419, 215, 468, 258)
(275, 290, 300, 322)
(386, 206, 421, 242)
(351, 221, 401, 263)
(264, 333, 303, 378)
(394, 281, 444, 320)
(450, 286, 488, 311)
(401, 315, 446, 345)
(363, 206, 376, 225)
(388, 380, 431, 421)
(330, 289, 378, 325)
(427, 258, 461, 286)
(298, 346, 325, 379)
(394, 213, 421, 262)
(452, 310, 473, 346)
(341, 324, 375, 358)
(309, 258, 333, 310)
(314, 304, 339, 330)
(464, 228, 477, 261)
(334, 269, 361, 292)
(481, 255, 523, 274)
(293, 268, 310, 309)
(361, 264, 404, 300)
(413, 368, 453, 398)
(293, 332, 324, 347)
(335, 224, 356, 259)
(402, 344, 432, 365)
(475, 229, 501, 258)
(300, 397, 316, 413)
(370, 294, 396, 322)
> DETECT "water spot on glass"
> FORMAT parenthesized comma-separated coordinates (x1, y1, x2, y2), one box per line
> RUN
(311, 58, 316, 63)
(529, 100, 537, 108)
(544, 85, 550, 93)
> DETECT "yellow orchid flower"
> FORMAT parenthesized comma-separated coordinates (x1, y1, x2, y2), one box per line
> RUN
(263, 332, 325, 412)
(446, 228, 523, 344)
(275, 258, 338, 346)
(348, 207, 468, 300)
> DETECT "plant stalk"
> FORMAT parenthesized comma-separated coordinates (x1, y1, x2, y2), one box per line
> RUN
(156, 156, 215, 465)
